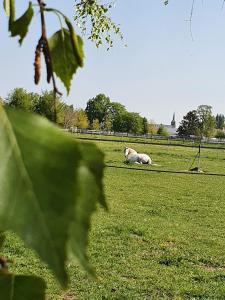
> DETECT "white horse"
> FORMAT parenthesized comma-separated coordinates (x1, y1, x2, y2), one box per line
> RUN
(124, 147, 152, 165)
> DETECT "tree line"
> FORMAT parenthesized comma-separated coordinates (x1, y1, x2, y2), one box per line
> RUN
(1, 88, 89, 129)
(4, 89, 224, 138)
(177, 105, 225, 139)
(2, 89, 167, 135)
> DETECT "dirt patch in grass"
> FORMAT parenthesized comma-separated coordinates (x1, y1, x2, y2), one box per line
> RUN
(200, 264, 225, 272)
(62, 290, 76, 300)
(162, 240, 177, 248)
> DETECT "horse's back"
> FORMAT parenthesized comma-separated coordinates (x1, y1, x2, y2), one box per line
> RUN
(138, 153, 151, 164)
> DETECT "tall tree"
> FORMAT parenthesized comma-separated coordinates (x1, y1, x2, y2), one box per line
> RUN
(177, 110, 200, 137)
(6, 88, 38, 112)
(33, 91, 64, 124)
(142, 117, 148, 134)
(197, 105, 216, 137)
(62, 104, 75, 128)
(74, 109, 89, 129)
(85, 94, 111, 125)
(112, 111, 126, 132)
(216, 114, 225, 129)
(123, 112, 143, 134)
(108, 102, 127, 131)
(178, 106, 216, 138)
(92, 118, 100, 130)
(108, 102, 126, 116)
(148, 121, 158, 135)
(103, 115, 112, 131)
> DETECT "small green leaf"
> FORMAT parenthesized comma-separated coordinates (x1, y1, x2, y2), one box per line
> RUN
(44, 8, 84, 67)
(0, 106, 105, 286)
(0, 274, 46, 300)
(9, 2, 34, 45)
(48, 28, 84, 94)
(65, 18, 84, 67)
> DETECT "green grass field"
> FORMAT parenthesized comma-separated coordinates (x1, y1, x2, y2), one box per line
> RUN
(2, 139, 225, 299)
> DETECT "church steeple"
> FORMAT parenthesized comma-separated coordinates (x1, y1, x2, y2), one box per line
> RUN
(171, 112, 176, 128)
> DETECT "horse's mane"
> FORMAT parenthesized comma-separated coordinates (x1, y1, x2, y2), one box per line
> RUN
(124, 147, 137, 156)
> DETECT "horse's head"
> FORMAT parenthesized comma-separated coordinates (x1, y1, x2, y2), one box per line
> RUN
(124, 147, 137, 158)
(124, 147, 129, 158)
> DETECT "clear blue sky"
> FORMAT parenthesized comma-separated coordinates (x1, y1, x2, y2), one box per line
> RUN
(1, 1, 225, 124)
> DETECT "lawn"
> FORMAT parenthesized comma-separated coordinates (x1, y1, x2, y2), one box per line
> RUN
(2, 139, 225, 299)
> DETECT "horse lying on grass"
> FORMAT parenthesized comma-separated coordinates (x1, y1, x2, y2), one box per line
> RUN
(124, 147, 152, 165)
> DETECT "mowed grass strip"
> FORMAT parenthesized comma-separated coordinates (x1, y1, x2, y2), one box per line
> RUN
(2, 140, 225, 299)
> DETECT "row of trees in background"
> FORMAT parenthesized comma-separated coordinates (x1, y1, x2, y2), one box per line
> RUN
(177, 105, 225, 138)
(2, 88, 89, 129)
(4, 89, 224, 138)
(2, 89, 166, 135)
(85, 93, 150, 134)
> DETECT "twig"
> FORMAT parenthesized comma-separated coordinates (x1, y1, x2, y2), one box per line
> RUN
(185, 0, 195, 41)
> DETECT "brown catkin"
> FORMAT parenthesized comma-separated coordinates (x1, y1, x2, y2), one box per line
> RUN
(34, 40, 42, 85)
(42, 41, 53, 83)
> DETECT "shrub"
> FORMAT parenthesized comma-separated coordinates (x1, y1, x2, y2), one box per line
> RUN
(215, 130, 225, 139)
(157, 125, 169, 137)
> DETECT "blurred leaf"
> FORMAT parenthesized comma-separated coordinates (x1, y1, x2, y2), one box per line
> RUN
(69, 142, 106, 273)
(0, 106, 79, 286)
(0, 106, 105, 287)
(0, 233, 5, 249)
(0, 274, 46, 300)
(78, 142, 106, 209)
(9, 2, 34, 45)
(3, 0, 10, 16)
(48, 28, 84, 94)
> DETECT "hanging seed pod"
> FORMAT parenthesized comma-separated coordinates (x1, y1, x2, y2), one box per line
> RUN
(42, 40, 53, 83)
(34, 39, 42, 85)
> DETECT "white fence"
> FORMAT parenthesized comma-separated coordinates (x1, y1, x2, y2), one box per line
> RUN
(63, 128, 225, 145)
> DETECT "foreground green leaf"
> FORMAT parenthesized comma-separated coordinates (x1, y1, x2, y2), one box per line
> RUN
(69, 142, 106, 273)
(9, 2, 34, 45)
(0, 274, 46, 300)
(0, 106, 105, 287)
(0, 233, 5, 249)
(48, 28, 84, 94)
